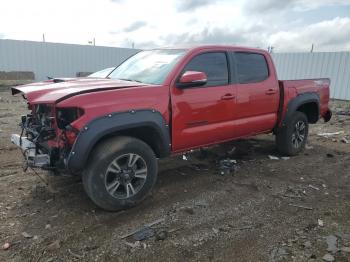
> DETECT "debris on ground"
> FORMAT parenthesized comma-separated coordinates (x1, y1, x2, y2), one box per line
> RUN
(268, 155, 279, 160)
(341, 137, 349, 144)
(289, 204, 313, 210)
(21, 232, 33, 239)
(230, 225, 255, 231)
(132, 227, 155, 241)
(284, 186, 305, 198)
(341, 246, 350, 253)
(194, 200, 209, 208)
(309, 184, 320, 191)
(326, 235, 339, 253)
(218, 159, 237, 175)
(68, 249, 84, 259)
(124, 241, 141, 249)
(305, 144, 314, 149)
(155, 230, 168, 241)
(318, 219, 324, 227)
(212, 228, 219, 234)
(2, 242, 10, 250)
(182, 155, 188, 161)
(322, 253, 335, 262)
(120, 218, 165, 240)
(47, 240, 61, 251)
(317, 131, 344, 138)
(336, 110, 350, 116)
(281, 156, 290, 160)
(326, 153, 335, 158)
(270, 247, 288, 260)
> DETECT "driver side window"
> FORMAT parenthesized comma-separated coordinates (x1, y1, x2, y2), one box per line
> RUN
(183, 52, 229, 87)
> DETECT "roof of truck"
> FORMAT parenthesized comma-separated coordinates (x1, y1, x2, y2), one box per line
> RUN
(154, 44, 267, 53)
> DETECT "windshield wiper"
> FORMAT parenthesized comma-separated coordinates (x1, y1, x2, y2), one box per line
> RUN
(118, 78, 143, 83)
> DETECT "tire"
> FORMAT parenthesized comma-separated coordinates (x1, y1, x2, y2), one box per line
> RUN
(276, 111, 309, 156)
(83, 136, 158, 211)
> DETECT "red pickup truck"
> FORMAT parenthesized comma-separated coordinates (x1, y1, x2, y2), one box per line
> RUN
(11, 45, 332, 211)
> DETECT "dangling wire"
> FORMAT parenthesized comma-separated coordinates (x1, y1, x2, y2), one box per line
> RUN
(22, 149, 49, 186)
(29, 167, 49, 186)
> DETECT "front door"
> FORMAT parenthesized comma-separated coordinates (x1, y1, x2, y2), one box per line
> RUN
(171, 51, 236, 152)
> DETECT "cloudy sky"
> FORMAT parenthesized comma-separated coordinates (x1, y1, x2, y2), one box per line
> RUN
(1, 0, 350, 52)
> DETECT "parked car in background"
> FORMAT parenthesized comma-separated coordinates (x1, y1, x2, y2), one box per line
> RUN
(11, 45, 331, 211)
(88, 67, 115, 78)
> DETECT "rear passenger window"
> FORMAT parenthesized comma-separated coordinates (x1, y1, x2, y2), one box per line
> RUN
(183, 52, 228, 87)
(235, 52, 269, 84)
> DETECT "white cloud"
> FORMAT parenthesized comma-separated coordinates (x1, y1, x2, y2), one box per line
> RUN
(0, 0, 349, 52)
(269, 17, 350, 52)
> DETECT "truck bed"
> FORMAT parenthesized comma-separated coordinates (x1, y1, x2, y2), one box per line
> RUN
(278, 78, 331, 125)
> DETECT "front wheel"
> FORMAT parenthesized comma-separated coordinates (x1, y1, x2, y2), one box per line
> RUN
(83, 136, 158, 211)
(276, 111, 309, 156)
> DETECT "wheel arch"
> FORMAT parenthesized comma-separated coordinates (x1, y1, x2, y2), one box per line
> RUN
(66, 109, 170, 172)
(282, 92, 320, 127)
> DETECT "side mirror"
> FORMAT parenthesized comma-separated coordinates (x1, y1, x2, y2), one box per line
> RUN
(176, 71, 207, 88)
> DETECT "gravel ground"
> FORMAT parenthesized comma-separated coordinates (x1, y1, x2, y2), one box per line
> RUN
(0, 90, 349, 262)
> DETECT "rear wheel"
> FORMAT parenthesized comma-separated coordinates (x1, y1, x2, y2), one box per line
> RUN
(276, 111, 309, 156)
(83, 136, 158, 211)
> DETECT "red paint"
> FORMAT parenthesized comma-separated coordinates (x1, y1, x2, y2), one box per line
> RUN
(12, 45, 331, 154)
(179, 71, 207, 84)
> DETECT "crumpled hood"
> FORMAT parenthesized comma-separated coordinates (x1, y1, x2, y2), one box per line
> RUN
(12, 77, 147, 104)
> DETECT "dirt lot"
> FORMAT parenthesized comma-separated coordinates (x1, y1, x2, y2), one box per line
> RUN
(0, 90, 349, 262)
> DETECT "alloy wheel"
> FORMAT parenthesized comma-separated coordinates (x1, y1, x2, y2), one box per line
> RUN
(291, 121, 306, 148)
(104, 153, 147, 199)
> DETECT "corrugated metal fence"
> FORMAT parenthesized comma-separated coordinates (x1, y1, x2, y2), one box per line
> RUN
(0, 39, 139, 81)
(272, 52, 350, 101)
(0, 40, 349, 100)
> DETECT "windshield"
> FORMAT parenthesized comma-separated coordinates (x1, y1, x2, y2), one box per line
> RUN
(89, 67, 115, 78)
(109, 49, 186, 85)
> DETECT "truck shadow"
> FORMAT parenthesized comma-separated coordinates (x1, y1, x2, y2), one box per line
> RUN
(20, 136, 277, 214)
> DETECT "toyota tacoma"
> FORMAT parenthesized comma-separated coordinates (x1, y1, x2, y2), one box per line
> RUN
(10, 45, 332, 211)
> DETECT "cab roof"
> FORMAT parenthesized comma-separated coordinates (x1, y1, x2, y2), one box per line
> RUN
(153, 44, 267, 54)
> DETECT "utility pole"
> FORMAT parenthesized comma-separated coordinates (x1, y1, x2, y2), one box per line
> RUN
(42, 34, 45, 42)
(88, 38, 96, 46)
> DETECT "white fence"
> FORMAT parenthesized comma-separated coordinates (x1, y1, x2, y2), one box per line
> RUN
(0, 39, 139, 81)
(272, 52, 350, 101)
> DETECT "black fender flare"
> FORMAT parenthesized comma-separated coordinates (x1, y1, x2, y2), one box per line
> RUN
(66, 109, 170, 172)
(281, 92, 320, 128)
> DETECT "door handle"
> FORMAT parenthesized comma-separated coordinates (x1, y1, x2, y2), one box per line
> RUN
(221, 93, 235, 100)
(265, 89, 277, 95)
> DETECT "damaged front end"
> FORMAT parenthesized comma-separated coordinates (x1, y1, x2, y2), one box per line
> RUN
(11, 103, 82, 174)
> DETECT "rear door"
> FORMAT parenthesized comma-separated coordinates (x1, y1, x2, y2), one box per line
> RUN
(230, 52, 279, 137)
(171, 51, 236, 151)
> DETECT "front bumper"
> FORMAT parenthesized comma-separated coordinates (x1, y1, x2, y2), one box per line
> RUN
(11, 134, 50, 168)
